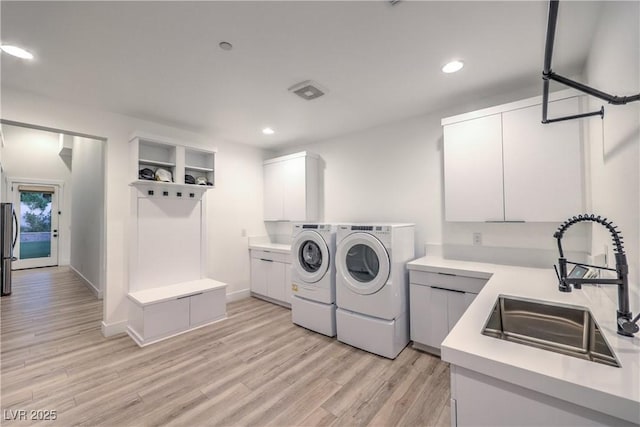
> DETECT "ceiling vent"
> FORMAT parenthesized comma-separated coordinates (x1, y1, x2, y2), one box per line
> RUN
(288, 80, 327, 101)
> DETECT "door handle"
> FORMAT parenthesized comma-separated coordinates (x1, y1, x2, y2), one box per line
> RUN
(12, 211, 18, 249)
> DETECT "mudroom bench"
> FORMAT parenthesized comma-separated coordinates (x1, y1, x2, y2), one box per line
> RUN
(127, 278, 227, 347)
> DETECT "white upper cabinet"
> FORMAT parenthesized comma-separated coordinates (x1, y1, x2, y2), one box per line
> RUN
(502, 97, 583, 222)
(442, 91, 584, 222)
(444, 114, 504, 222)
(264, 161, 284, 220)
(263, 152, 318, 221)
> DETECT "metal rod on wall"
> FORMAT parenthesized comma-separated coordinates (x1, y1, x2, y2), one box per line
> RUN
(541, 0, 639, 124)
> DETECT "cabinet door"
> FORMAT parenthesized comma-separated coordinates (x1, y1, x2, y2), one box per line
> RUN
(282, 156, 306, 221)
(429, 288, 451, 347)
(410, 285, 449, 348)
(250, 257, 268, 296)
(447, 291, 475, 332)
(409, 284, 430, 344)
(264, 161, 284, 221)
(444, 114, 505, 221)
(190, 290, 225, 326)
(284, 263, 292, 304)
(267, 261, 286, 302)
(144, 298, 190, 339)
(502, 97, 583, 221)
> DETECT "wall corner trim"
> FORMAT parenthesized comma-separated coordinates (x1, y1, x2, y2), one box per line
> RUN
(226, 288, 251, 303)
(101, 320, 128, 337)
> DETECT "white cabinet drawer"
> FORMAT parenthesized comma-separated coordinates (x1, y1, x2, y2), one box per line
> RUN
(190, 289, 226, 326)
(410, 270, 487, 293)
(250, 249, 290, 264)
(144, 298, 190, 339)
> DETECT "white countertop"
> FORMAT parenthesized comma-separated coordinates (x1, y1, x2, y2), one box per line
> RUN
(407, 256, 640, 424)
(248, 242, 291, 254)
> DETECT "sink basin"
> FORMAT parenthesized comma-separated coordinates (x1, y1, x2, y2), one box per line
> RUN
(482, 296, 620, 367)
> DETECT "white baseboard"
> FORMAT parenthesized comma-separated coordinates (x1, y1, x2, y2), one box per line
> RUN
(70, 265, 102, 299)
(226, 289, 251, 302)
(101, 320, 127, 337)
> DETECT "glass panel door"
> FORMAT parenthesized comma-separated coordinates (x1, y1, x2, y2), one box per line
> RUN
(12, 185, 59, 270)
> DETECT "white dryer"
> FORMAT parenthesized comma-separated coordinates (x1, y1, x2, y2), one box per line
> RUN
(290, 223, 337, 337)
(335, 223, 415, 359)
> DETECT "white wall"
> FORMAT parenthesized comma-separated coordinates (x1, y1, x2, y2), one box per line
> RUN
(0, 129, 4, 202)
(585, 1, 639, 313)
(205, 142, 267, 298)
(0, 125, 72, 265)
(1, 88, 267, 334)
(70, 136, 105, 296)
(276, 84, 591, 267)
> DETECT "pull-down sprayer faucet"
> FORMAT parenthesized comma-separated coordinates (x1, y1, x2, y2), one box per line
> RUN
(554, 214, 639, 337)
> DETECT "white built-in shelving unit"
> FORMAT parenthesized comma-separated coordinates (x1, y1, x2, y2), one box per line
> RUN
(130, 134, 216, 195)
(127, 133, 225, 347)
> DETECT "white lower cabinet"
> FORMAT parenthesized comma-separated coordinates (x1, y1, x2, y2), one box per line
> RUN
(250, 249, 291, 306)
(409, 270, 486, 355)
(143, 298, 191, 339)
(450, 365, 636, 427)
(190, 290, 226, 326)
(127, 279, 227, 347)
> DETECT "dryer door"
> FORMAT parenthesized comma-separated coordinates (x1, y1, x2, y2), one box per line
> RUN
(292, 230, 330, 284)
(337, 232, 390, 295)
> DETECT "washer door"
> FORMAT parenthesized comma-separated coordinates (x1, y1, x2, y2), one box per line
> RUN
(337, 232, 390, 295)
(292, 230, 330, 284)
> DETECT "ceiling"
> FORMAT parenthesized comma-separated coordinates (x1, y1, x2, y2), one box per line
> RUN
(0, 1, 602, 148)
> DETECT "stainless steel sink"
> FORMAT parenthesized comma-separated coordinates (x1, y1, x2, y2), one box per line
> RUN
(482, 296, 620, 367)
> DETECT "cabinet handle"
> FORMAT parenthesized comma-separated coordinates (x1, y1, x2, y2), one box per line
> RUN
(430, 286, 465, 294)
(260, 258, 274, 262)
(504, 220, 526, 223)
(177, 292, 202, 300)
(437, 272, 457, 277)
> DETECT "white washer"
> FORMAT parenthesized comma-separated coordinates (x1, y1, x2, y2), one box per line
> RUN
(335, 223, 415, 359)
(290, 223, 337, 337)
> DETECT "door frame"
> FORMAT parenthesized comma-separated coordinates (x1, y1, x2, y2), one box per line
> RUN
(1, 119, 107, 329)
(8, 177, 65, 270)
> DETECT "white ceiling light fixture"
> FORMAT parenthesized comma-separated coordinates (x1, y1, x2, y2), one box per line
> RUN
(442, 60, 464, 74)
(262, 127, 275, 135)
(0, 44, 34, 60)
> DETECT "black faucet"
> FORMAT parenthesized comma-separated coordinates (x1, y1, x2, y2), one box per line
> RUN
(554, 214, 639, 337)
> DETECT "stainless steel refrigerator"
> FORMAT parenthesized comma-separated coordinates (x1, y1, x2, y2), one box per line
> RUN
(1, 202, 17, 296)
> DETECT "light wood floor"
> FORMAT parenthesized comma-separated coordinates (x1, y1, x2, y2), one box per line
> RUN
(1, 267, 450, 426)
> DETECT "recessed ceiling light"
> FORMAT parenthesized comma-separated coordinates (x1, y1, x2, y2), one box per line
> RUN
(262, 127, 275, 135)
(219, 41, 233, 51)
(442, 60, 464, 74)
(0, 45, 34, 60)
